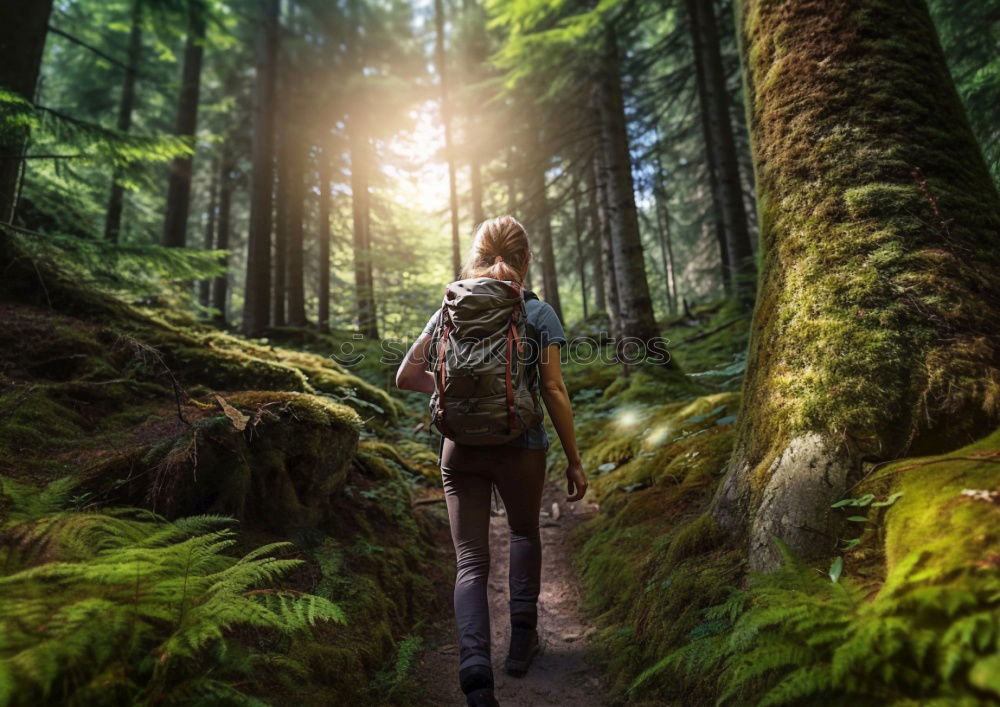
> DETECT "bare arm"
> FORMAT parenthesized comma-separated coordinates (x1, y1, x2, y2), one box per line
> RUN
(395, 333, 436, 394)
(538, 344, 588, 502)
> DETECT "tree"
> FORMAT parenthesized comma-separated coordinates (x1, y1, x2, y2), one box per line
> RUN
(434, 0, 461, 278)
(285, 131, 307, 327)
(317, 145, 331, 333)
(585, 156, 607, 314)
(198, 157, 217, 306)
(103, 0, 143, 243)
(712, 0, 1000, 571)
(524, 119, 562, 320)
(242, 0, 279, 337)
(593, 23, 662, 347)
(0, 0, 54, 224)
(162, 2, 207, 248)
(593, 153, 621, 338)
(684, 0, 754, 305)
(212, 153, 232, 326)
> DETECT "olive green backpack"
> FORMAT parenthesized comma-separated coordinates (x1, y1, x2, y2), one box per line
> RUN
(427, 277, 543, 445)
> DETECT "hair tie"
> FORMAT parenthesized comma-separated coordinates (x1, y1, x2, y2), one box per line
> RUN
(493, 255, 504, 265)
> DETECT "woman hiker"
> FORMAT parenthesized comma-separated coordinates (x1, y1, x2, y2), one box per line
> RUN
(396, 215, 588, 707)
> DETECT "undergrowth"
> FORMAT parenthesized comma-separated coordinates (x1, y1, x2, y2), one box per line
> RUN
(0, 477, 344, 706)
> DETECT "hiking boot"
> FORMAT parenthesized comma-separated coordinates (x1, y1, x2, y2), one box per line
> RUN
(504, 626, 539, 677)
(466, 687, 500, 707)
(460, 665, 498, 706)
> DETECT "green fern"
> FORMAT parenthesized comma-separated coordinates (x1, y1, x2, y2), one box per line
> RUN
(0, 478, 346, 706)
(649, 540, 1000, 706)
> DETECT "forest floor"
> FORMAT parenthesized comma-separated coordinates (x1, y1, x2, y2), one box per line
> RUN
(414, 478, 609, 706)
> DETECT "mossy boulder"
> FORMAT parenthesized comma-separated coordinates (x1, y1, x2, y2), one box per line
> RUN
(85, 392, 361, 533)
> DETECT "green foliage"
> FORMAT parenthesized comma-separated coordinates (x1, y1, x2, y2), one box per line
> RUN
(6, 224, 226, 301)
(0, 478, 345, 706)
(655, 539, 1000, 706)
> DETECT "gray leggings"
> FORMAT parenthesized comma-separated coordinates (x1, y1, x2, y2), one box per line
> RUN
(440, 438, 547, 672)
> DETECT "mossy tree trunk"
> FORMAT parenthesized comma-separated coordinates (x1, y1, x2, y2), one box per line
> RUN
(713, 0, 1000, 571)
(594, 23, 661, 346)
(0, 0, 53, 225)
(241, 0, 279, 337)
(162, 3, 206, 248)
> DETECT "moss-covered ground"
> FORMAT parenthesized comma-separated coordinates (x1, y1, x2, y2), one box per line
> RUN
(563, 302, 1000, 705)
(0, 297, 450, 705)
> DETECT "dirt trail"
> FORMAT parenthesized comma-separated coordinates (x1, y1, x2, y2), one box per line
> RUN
(415, 479, 608, 706)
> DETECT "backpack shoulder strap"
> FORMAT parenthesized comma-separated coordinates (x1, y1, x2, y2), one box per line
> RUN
(523, 289, 540, 302)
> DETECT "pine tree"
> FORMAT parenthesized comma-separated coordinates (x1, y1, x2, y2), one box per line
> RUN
(242, 0, 280, 337)
(162, 1, 207, 248)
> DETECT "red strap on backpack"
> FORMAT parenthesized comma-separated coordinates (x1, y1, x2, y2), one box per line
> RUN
(504, 308, 523, 434)
(436, 319, 453, 436)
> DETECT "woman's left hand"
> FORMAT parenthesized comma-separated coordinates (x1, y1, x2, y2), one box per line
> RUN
(565, 461, 588, 502)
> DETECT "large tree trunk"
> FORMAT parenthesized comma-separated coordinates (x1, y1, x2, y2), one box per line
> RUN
(524, 125, 562, 320)
(713, 0, 1000, 571)
(586, 157, 607, 314)
(434, 0, 462, 278)
(104, 0, 142, 243)
(593, 153, 621, 339)
(685, 0, 755, 305)
(0, 0, 53, 224)
(317, 146, 331, 333)
(212, 155, 232, 327)
(162, 5, 206, 248)
(593, 24, 661, 348)
(241, 0, 279, 337)
(285, 132, 306, 327)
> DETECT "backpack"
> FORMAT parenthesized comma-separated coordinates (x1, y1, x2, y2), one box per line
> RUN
(428, 277, 544, 445)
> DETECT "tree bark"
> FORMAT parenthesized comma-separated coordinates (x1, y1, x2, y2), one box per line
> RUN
(434, 0, 462, 278)
(271, 124, 288, 326)
(572, 176, 588, 319)
(317, 146, 331, 333)
(104, 0, 142, 243)
(652, 138, 678, 315)
(593, 24, 662, 348)
(593, 153, 621, 339)
(585, 157, 607, 314)
(685, 0, 755, 305)
(212, 155, 232, 327)
(0, 0, 53, 224)
(285, 133, 306, 326)
(162, 5, 206, 248)
(350, 120, 378, 338)
(199, 158, 217, 307)
(524, 124, 562, 321)
(241, 0, 279, 337)
(713, 0, 1000, 571)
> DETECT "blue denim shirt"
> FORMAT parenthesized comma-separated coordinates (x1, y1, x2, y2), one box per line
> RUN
(423, 292, 567, 455)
